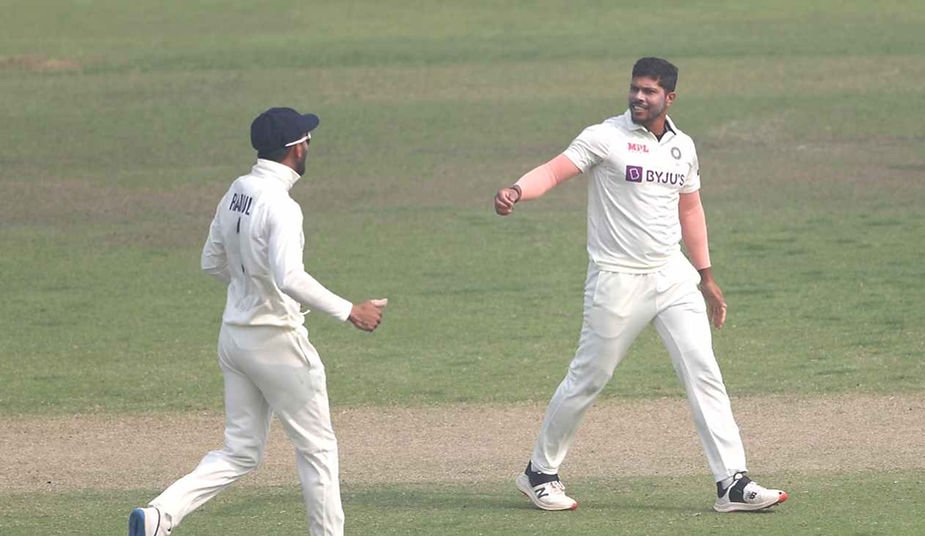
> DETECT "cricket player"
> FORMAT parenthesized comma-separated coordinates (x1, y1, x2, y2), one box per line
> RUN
(494, 58, 788, 513)
(129, 107, 387, 536)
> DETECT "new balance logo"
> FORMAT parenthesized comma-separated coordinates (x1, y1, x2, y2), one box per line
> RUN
(535, 487, 550, 500)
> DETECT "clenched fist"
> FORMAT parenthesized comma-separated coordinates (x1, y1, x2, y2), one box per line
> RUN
(349, 298, 388, 332)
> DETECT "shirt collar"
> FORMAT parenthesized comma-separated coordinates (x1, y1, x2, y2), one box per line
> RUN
(664, 115, 678, 134)
(251, 158, 301, 191)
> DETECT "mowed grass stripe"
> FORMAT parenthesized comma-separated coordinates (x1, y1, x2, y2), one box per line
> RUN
(2, 471, 923, 535)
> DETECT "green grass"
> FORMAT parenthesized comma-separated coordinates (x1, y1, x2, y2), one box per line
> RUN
(2, 1, 924, 413)
(3, 197, 923, 412)
(2, 471, 923, 535)
(2, 0, 924, 534)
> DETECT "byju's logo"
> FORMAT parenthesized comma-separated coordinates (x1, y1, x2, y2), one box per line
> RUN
(625, 165, 643, 182)
(624, 165, 686, 186)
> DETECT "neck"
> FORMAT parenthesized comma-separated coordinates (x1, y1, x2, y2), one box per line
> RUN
(645, 116, 667, 138)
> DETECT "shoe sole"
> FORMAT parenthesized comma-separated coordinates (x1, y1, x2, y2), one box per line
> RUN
(515, 474, 578, 511)
(713, 491, 789, 513)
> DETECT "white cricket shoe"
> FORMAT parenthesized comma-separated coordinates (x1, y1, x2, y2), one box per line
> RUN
(128, 506, 172, 536)
(713, 473, 788, 512)
(515, 473, 578, 511)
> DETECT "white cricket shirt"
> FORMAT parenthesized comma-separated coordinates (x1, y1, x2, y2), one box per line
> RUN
(562, 109, 701, 273)
(201, 159, 353, 328)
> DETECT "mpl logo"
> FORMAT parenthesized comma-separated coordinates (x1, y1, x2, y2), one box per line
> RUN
(627, 143, 649, 153)
(625, 165, 643, 182)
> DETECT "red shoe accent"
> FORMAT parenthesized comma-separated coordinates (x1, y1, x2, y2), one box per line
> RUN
(778, 491, 789, 504)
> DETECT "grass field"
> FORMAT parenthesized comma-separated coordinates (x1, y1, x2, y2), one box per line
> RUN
(3, 472, 923, 535)
(2, 1, 924, 534)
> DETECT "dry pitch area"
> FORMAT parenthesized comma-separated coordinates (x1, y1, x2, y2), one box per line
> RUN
(3, 393, 923, 493)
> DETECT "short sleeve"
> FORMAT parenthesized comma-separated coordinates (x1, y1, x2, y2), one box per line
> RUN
(562, 124, 613, 173)
(681, 144, 701, 193)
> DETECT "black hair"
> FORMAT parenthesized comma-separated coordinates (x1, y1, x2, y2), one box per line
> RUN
(632, 57, 679, 92)
(258, 146, 290, 162)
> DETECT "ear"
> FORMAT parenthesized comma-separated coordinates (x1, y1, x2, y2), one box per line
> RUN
(666, 91, 677, 106)
(289, 143, 305, 161)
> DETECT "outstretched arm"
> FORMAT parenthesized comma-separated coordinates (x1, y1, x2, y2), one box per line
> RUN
(679, 191, 726, 329)
(494, 154, 581, 215)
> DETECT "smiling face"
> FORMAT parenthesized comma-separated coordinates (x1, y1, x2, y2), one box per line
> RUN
(627, 75, 676, 133)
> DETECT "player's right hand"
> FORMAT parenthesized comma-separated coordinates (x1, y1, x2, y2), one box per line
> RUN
(494, 187, 519, 216)
(349, 298, 387, 332)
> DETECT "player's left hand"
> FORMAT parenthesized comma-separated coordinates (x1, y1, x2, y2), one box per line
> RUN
(349, 299, 387, 332)
(699, 279, 727, 329)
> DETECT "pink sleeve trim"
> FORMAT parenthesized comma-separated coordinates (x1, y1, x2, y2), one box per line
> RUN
(514, 154, 581, 201)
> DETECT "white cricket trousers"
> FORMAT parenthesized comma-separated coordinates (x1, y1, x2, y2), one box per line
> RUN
(531, 255, 748, 482)
(150, 324, 344, 536)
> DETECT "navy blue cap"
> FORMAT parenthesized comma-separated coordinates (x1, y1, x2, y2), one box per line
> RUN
(250, 107, 320, 154)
